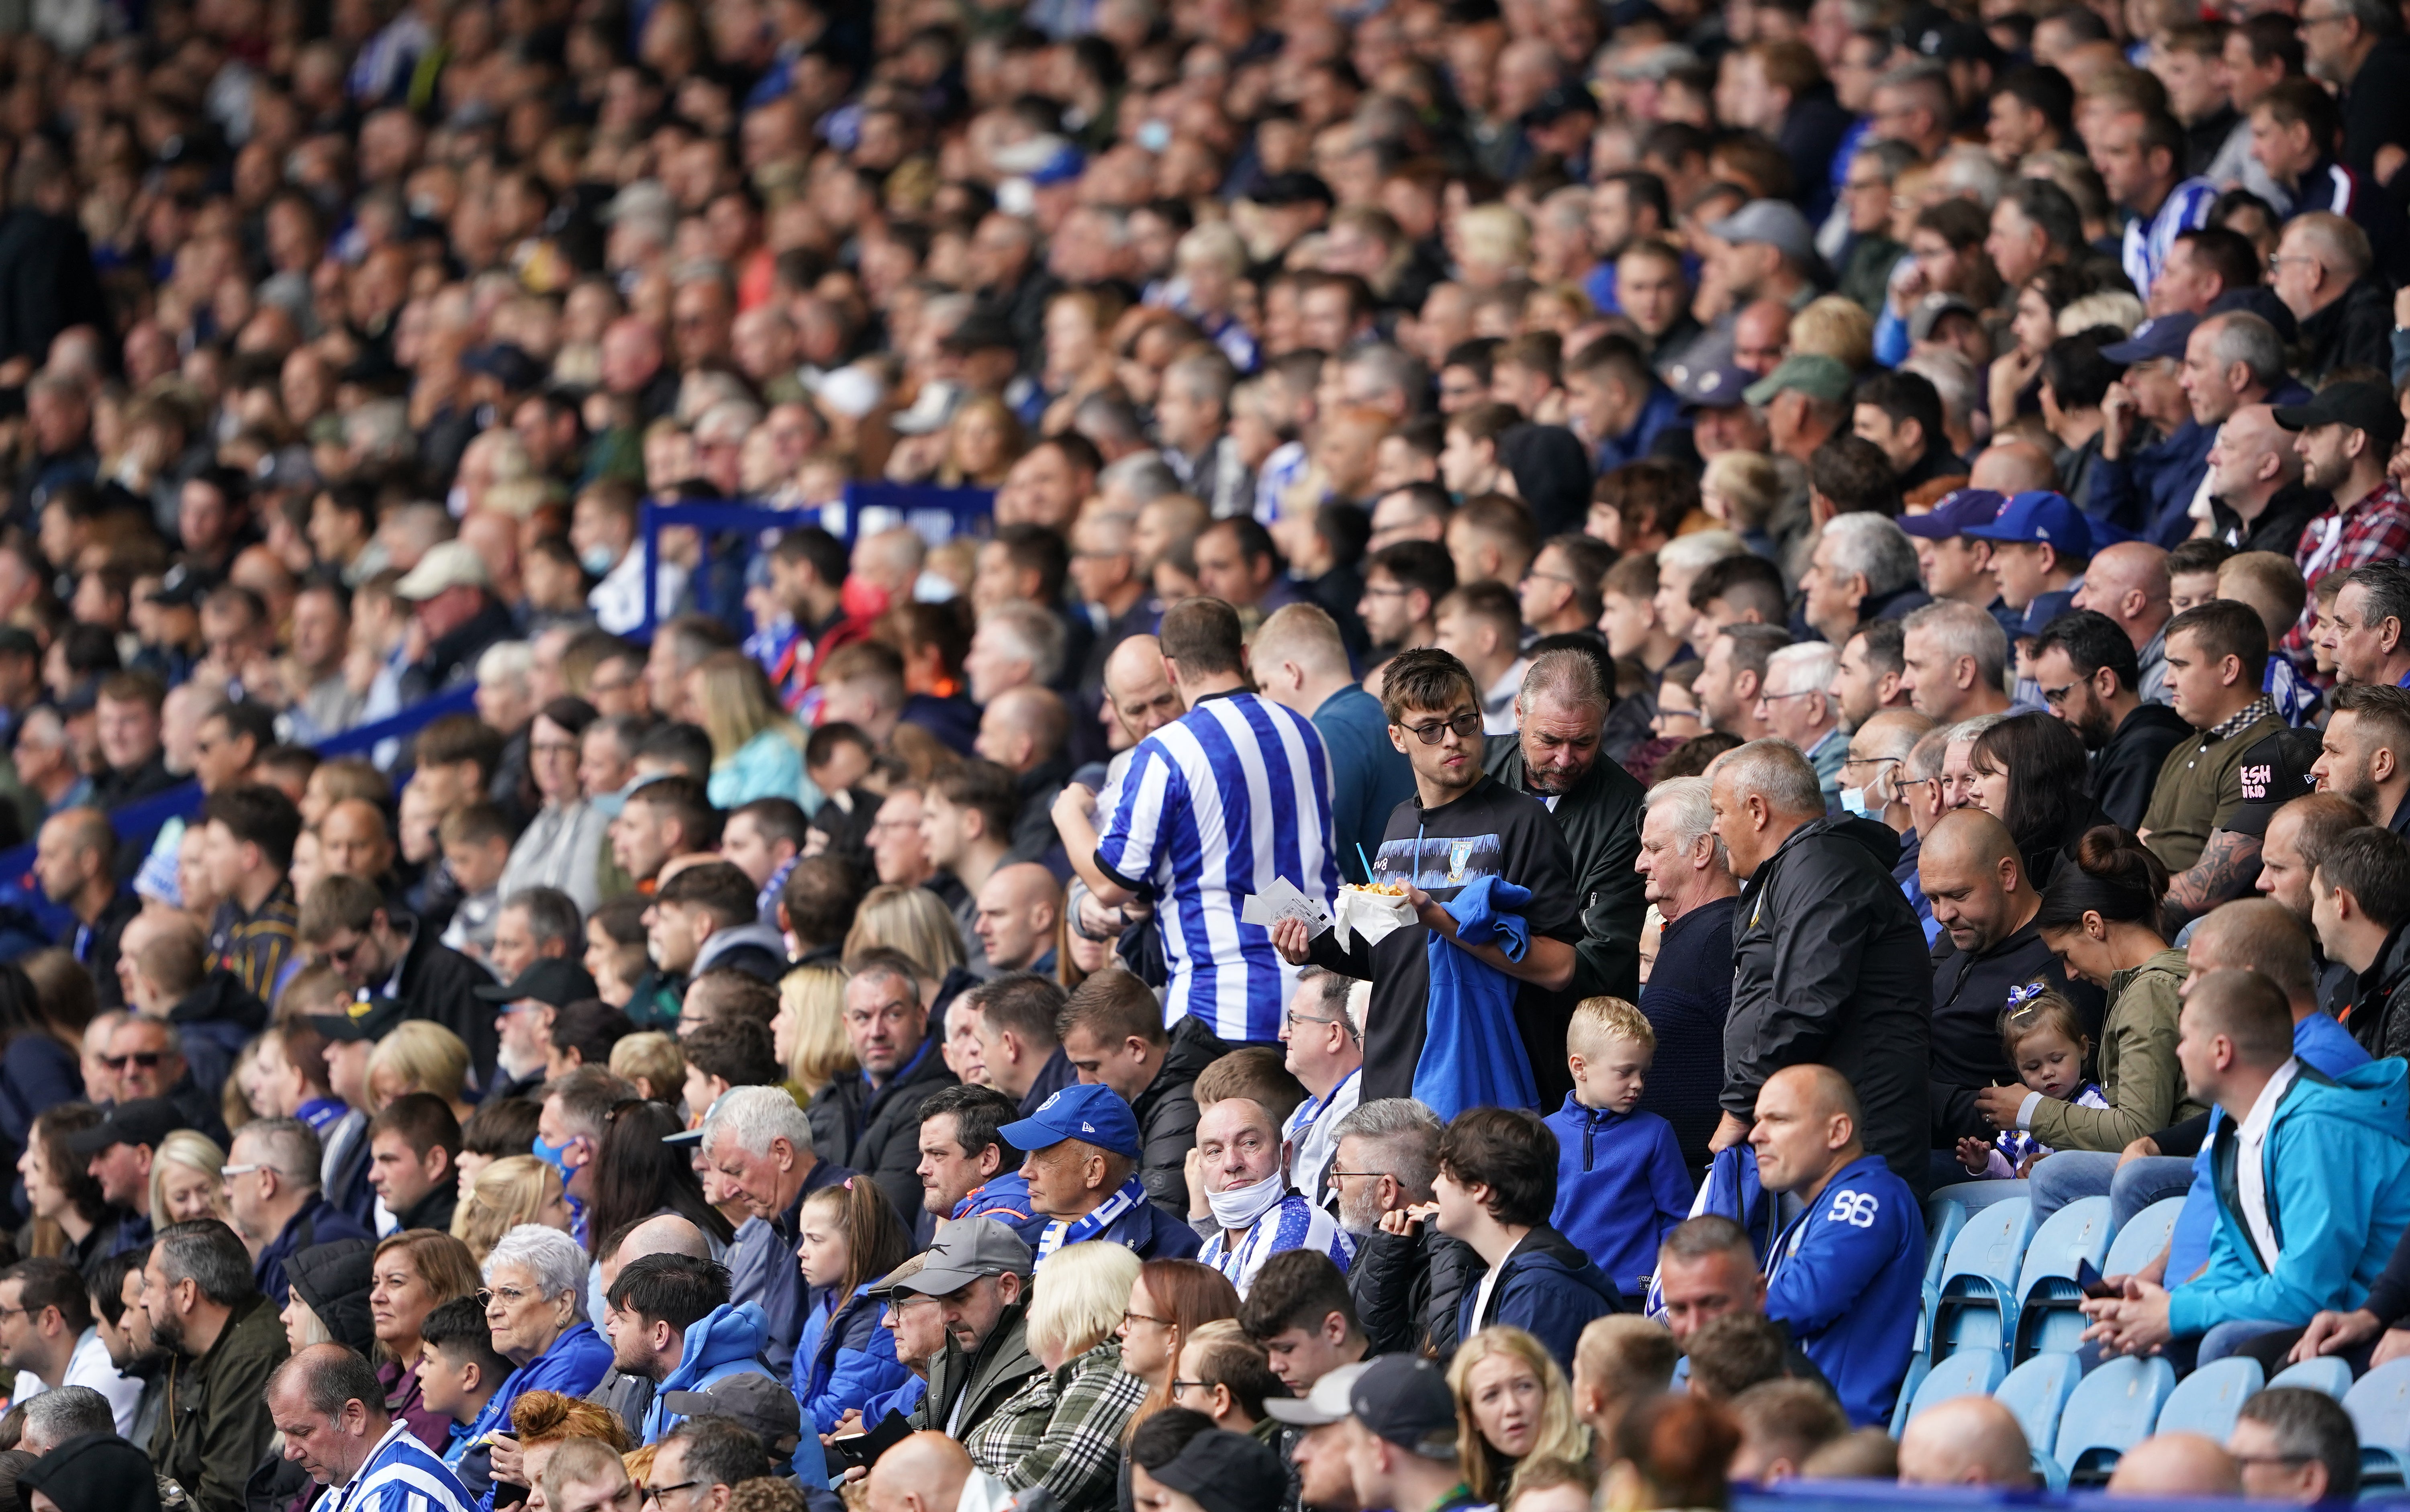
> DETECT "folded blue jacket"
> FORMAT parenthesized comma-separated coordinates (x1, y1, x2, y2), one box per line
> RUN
(1414, 874, 1538, 1121)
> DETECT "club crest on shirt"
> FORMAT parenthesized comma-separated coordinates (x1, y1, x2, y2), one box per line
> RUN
(1449, 840, 1475, 881)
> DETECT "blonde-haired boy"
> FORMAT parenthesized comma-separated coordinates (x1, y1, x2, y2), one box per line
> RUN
(1546, 997, 1695, 1300)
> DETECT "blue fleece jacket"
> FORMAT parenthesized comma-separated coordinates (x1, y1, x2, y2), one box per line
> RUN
(639, 1302, 788, 1443)
(2169, 1056, 2410, 1338)
(793, 1284, 911, 1436)
(1456, 1224, 1624, 1375)
(1415, 875, 1539, 1120)
(462, 1321, 615, 1449)
(1763, 1153, 1924, 1428)
(951, 1173, 1050, 1245)
(1545, 1095, 1693, 1299)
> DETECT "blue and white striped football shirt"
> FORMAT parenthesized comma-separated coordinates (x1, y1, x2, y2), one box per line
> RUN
(314, 1422, 478, 1512)
(2122, 176, 2219, 300)
(1095, 689, 1338, 1043)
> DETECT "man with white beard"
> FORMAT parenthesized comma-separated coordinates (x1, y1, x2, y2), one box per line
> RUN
(1324, 1099, 1457, 1359)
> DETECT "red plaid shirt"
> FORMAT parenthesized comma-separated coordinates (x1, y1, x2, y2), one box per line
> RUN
(2286, 479, 2410, 664)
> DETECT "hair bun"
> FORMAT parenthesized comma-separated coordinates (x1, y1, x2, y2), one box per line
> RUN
(2073, 825, 2169, 902)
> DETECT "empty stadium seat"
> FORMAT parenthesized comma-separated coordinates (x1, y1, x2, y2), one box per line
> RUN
(2155, 1356, 2264, 1443)
(1930, 1199, 2035, 1360)
(2269, 1357, 2354, 1399)
(2344, 1359, 2410, 1489)
(2012, 1197, 2113, 1363)
(1916, 1198, 1969, 1357)
(2104, 1198, 2183, 1278)
(2050, 1355, 2176, 1487)
(1994, 1351, 2082, 1465)
(1902, 1348, 2007, 1425)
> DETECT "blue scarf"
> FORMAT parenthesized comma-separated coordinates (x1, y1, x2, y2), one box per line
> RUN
(1035, 1175, 1146, 1263)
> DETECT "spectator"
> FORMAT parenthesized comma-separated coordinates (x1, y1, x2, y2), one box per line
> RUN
(1054, 970, 1224, 1217)
(1727, 1379, 1850, 1486)
(1896, 1395, 2035, 1487)
(1632, 776, 1738, 1172)
(914, 1084, 1043, 1246)
(2227, 1387, 2360, 1503)
(1434, 1107, 1621, 1373)
(2106, 1433, 2245, 1497)
(0, 1257, 143, 1434)
(1191, 1076, 1351, 1294)
(299, 876, 496, 1085)
(223, 1118, 371, 1307)
(1898, 599, 2016, 725)
(807, 952, 958, 1222)
(963, 1237, 1148, 1512)
(1003, 1083, 1199, 1261)
(895, 1218, 1045, 1443)
(141, 1219, 291, 1512)
(1544, 998, 1689, 1300)
(700, 1086, 857, 1375)
(2142, 601, 2287, 922)
(1326, 1098, 1459, 1360)
(1279, 967, 1362, 1206)
(2028, 609, 2191, 834)
(267, 1344, 478, 1512)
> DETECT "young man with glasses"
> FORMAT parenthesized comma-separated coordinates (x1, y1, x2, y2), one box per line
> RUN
(2029, 608, 2192, 832)
(1273, 648, 1580, 1108)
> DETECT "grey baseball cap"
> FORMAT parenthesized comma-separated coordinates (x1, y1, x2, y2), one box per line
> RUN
(868, 1216, 1030, 1295)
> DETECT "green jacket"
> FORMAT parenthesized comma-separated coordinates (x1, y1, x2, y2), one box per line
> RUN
(153, 1293, 291, 1512)
(2027, 946, 2206, 1152)
(1482, 735, 1648, 1005)
(912, 1302, 1042, 1444)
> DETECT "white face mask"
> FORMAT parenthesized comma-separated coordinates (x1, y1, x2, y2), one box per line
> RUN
(1206, 1172, 1289, 1232)
(580, 545, 618, 576)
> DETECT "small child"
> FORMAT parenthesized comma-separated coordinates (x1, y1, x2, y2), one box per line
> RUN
(437, 803, 514, 960)
(419, 1294, 510, 1463)
(1957, 988, 2109, 1180)
(793, 1178, 915, 1441)
(1546, 997, 1696, 1300)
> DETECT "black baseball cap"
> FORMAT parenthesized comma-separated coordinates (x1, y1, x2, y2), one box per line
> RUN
(146, 563, 221, 608)
(1250, 172, 1335, 209)
(1349, 1355, 1459, 1459)
(472, 957, 598, 1007)
(308, 995, 407, 1042)
(2223, 727, 2324, 838)
(67, 1098, 182, 1156)
(2273, 381, 2402, 447)
(1148, 1431, 1289, 1512)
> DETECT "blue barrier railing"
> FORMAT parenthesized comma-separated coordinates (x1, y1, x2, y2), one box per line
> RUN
(0, 683, 479, 942)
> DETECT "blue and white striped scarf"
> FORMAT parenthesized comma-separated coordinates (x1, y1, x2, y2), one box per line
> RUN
(1198, 1193, 1356, 1299)
(1035, 1175, 1148, 1264)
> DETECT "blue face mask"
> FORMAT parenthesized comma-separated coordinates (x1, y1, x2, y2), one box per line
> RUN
(578, 545, 618, 576)
(531, 1133, 580, 1183)
(1840, 786, 1881, 820)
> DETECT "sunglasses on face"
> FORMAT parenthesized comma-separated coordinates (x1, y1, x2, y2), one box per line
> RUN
(103, 1052, 163, 1071)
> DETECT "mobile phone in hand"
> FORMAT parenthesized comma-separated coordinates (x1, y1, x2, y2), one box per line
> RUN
(2076, 1258, 2118, 1300)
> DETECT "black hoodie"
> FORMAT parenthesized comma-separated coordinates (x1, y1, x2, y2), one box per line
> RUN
(1134, 1015, 1229, 1216)
(1726, 815, 1934, 1195)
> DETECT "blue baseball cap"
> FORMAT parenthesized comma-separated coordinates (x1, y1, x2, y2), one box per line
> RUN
(1961, 490, 2094, 558)
(1897, 487, 2006, 541)
(999, 1083, 1141, 1160)
(1672, 357, 1754, 413)
(2100, 312, 2198, 365)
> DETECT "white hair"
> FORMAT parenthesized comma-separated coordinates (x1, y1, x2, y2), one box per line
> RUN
(1901, 349, 1976, 433)
(702, 1084, 816, 1160)
(1717, 738, 1826, 818)
(1658, 529, 1748, 576)
(1818, 513, 1922, 598)
(1934, 145, 2006, 208)
(476, 640, 534, 691)
(1763, 642, 1840, 701)
(484, 1224, 590, 1320)
(1905, 601, 2010, 691)
(978, 601, 1069, 687)
(1642, 774, 1718, 854)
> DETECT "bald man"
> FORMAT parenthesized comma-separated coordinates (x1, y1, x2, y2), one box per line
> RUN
(2106, 1433, 2243, 1497)
(35, 806, 137, 1008)
(2070, 542, 2175, 704)
(1920, 809, 2087, 1180)
(1099, 635, 1182, 754)
(1844, 710, 1933, 839)
(973, 863, 1062, 975)
(974, 686, 1072, 868)
(1253, 603, 1417, 874)
(1897, 1396, 2034, 1487)
(1969, 438, 2058, 496)
(864, 1431, 1006, 1512)
(319, 799, 396, 884)
(1748, 1065, 1924, 1426)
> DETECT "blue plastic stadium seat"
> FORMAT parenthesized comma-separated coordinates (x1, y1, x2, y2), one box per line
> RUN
(2156, 1356, 2264, 1443)
(1902, 1349, 2006, 1426)
(2344, 1358, 2410, 1488)
(1994, 1351, 2082, 1464)
(1930, 1199, 2035, 1361)
(1917, 1199, 1969, 1356)
(1889, 1353, 1931, 1441)
(2104, 1197, 2185, 1278)
(2053, 1355, 2176, 1486)
(2269, 1356, 2355, 1400)
(2012, 1197, 2114, 1363)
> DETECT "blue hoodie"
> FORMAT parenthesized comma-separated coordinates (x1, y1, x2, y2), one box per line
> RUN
(463, 1321, 615, 1504)
(644, 1301, 790, 1443)
(1545, 1094, 1693, 1300)
(2171, 1057, 2410, 1338)
(1763, 1153, 1925, 1428)
(951, 1173, 1049, 1245)
(1456, 1223, 1625, 1375)
(792, 1284, 911, 1437)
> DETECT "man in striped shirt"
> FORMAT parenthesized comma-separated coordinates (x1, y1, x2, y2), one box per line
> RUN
(2092, 104, 2218, 300)
(272, 1344, 477, 1512)
(1055, 596, 1338, 1046)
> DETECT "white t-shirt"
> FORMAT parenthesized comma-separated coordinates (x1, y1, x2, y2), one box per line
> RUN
(18, 1326, 145, 1436)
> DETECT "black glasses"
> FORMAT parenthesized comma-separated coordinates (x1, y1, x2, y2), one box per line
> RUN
(642, 1483, 703, 1503)
(1395, 711, 1484, 744)
(102, 1052, 163, 1071)
(1168, 1380, 1206, 1395)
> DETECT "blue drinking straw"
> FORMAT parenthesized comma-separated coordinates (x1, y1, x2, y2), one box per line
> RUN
(1356, 843, 1375, 884)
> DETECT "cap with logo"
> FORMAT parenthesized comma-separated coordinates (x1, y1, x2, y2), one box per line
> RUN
(1961, 490, 2095, 558)
(308, 995, 408, 1043)
(1146, 1430, 1289, 1512)
(67, 1097, 184, 1157)
(473, 956, 600, 1007)
(1670, 358, 1756, 414)
(1897, 488, 2008, 541)
(1908, 293, 1983, 347)
(395, 539, 493, 601)
(1742, 353, 1853, 408)
(867, 1216, 1031, 1297)
(2100, 312, 2199, 366)
(1348, 1355, 1460, 1459)
(998, 1083, 1142, 1161)
(2222, 727, 2324, 838)
(1262, 1361, 1373, 1427)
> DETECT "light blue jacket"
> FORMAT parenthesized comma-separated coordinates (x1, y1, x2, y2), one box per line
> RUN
(708, 727, 822, 810)
(793, 1283, 911, 1436)
(2171, 1056, 2410, 1337)
(641, 1301, 788, 1443)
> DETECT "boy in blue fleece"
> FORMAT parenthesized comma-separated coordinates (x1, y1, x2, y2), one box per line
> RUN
(1752, 1064, 1924, 1428)
(1547, 997, 1695, 1299)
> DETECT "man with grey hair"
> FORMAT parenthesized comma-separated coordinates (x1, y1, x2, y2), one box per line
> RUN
(1633, 775, 1740, 1171)
(1756, 643, 1845, 801)
(18, 1384, 115, 1453)
(1326, 1097, 1452, 1356)
(703, 1085, 856, 1373)
(1158, 352, 1249, 520)
(268, 1342, 475, 1512)
(1710, 739, 1932, 1194)
(1844, 709, 1941, 942)
(223, 1119, 369, 1309)
(1900, 600, 2014, 724)
(143, 1220, 288, 1512)
(964, 601, 1068, 704)
(1484, 648, 1649, 1035)
(2229, 1387, 2360, 1503)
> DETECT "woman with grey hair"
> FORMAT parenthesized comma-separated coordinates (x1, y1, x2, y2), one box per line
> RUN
(452, 1225, 613, 1489)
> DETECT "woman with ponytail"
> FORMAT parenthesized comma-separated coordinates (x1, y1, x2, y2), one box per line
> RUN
(1975, 826, 2207, 1153)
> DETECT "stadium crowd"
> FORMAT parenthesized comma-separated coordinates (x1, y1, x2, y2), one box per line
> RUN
(7, 0, 2410, 1502)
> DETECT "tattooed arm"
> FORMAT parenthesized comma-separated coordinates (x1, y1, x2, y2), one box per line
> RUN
(2161, 829, 2262, 930)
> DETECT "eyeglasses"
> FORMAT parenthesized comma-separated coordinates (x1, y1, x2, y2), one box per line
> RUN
(102, 1052, 164, 1071)
(1395, 711, 1484, 744)
(642, 1483, 704, 1503)
(219, 1163, 266, 1179)
(1283, 1008, 1340, 1030)
(320, 938, 372, 968)
(1324, 1170, 1380, 1183)
(1121, 1309, 1170, 1328)
(2039, 680, 2082, 707)
(477, 1285, 533, 1307)
(1839, 754, 1900, 772)
(1168, 1380, 1206, 1395)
